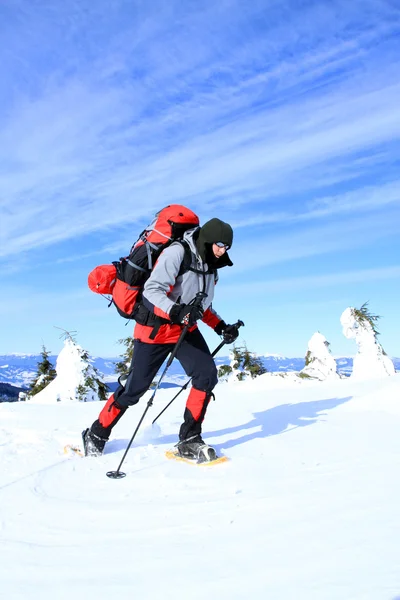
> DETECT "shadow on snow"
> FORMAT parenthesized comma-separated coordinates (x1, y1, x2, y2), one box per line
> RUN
(106, 394, 352, 454)
(208, 395, 352, 453)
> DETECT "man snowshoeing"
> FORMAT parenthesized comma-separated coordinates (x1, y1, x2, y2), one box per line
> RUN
(82, 218, 239, 462)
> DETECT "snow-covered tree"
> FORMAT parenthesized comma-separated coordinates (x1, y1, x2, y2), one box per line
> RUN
(340, 302, 395, 379)
(28, 345, 57, 396)
(217, 364, 233, 382)
(299, 332, 340, 381)
(219, 344, 267, 382)
(115, 337, 135, 376)
(29, 334, 108, 403)
(77, 345, 109, 402)
(242, 346, 267, 379)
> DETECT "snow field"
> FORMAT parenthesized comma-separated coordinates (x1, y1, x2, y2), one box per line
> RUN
(1, 375, 400, 599)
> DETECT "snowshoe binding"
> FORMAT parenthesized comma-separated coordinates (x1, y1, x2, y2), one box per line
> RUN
(82, 428, 108, 457)
(177, 435, 218, 464)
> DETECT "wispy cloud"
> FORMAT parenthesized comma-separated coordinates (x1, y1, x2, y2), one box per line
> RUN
(227, 208, 400, 274)
(1, 0, 400, 259)
(220, 265, 400, 296)
(230, 179, 400, 229)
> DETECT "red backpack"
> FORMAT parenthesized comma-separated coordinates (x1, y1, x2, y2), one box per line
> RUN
(88, 205, 199, 319)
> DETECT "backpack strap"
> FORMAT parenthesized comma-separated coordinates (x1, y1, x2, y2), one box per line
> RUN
(178, 240, 215, 276)
(177, 240, 193, 276)
(136, 240, 215, 339)
(134, 303, 170, 339)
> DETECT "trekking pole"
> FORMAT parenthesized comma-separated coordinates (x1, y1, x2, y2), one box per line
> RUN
(106, 291, 208, 479)
(151, 319, 245, 425)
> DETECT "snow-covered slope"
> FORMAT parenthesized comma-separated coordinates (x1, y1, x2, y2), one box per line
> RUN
(1, 374, 400, 599)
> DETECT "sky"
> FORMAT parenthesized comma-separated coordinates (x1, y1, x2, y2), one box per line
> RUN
(0, 0, 400, 359)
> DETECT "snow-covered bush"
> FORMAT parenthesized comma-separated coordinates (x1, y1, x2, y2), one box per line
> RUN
(28, 345, 56, 396)
(300, 332, 340, 381)
(340, 303, 395, 379)
(29, 336, 108, 403)
(217, 364, 233, 382)
(218, 345, 267, 382)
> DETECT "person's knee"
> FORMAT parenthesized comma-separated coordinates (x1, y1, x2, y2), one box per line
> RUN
(114, 390, 141, 408)
(193, 362, 218, 392)
(114, 375, 150, 407)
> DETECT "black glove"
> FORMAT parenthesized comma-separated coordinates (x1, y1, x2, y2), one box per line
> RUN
(170, 303, 204, 326)
(214, 321, 239, 344)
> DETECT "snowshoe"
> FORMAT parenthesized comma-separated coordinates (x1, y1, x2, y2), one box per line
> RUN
(82, 428, 108, 457)
(177, 435, 218, 463)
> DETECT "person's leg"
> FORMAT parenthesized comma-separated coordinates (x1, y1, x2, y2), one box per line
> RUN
(175, 329, 218, 443)
(85, 340, 171, 454)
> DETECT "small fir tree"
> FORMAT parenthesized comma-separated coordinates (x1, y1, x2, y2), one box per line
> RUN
(300, 332, 339, 381)
(115, 337, 135, 376)
(78, 347, 108, 402)
(217, 364, 233, 379)
(29, 345, 57, 396)
(231, 346, 246, 380)
(231, 346, 244, 370)
(304, 350, 314, 367)
(242, 345, 267, 379)
(219, 344, 267, 381)
(54, 328, 109, 402)
(341, 302, 394, 378)
(353, 301, 381, 336)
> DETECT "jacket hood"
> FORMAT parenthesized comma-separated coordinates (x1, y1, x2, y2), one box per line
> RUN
(195, 218, 233, 267)
(180, 227, 233, 270)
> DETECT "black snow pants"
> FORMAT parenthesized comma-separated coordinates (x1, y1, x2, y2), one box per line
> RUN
(90, 328, 218, 442)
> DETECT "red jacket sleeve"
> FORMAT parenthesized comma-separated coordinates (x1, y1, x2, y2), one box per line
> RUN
(202, 306, 222, 330)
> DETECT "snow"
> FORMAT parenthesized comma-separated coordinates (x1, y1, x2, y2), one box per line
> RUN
(29, 338, 106, 403)
(300, 331, 340, 381)
(1, 373, 400, 599)
(341, 307, 395, 379)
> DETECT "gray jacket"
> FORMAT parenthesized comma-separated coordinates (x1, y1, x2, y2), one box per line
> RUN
(142, 228, 219, 318)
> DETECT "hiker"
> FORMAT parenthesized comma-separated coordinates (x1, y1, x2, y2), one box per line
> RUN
(83, 218, 240, 462)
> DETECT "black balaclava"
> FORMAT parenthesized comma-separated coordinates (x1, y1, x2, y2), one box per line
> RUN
(195, 218, 233, 268)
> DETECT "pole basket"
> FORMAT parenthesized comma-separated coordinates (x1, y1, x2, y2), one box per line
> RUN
(106, 470, 126, 479)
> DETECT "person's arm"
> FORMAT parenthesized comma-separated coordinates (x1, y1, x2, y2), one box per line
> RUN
(141, 244, 185, 319)
(202, 305, 222, 330)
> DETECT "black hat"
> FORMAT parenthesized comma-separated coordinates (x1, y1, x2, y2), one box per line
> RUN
(196, 218, 233, 266)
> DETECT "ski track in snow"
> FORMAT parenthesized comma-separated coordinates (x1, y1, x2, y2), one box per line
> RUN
(1, 377, 400, 599)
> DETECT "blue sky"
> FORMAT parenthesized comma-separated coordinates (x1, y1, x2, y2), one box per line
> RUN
(1, 0, 400, 359)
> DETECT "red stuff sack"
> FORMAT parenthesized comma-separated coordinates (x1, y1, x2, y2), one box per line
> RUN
(88, 265, 117, 295)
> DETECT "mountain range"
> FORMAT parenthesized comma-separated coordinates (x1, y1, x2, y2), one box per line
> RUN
(1, 353, 399, 401)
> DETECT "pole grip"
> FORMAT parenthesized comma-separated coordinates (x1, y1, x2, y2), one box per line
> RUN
(166, 292, 207, 368)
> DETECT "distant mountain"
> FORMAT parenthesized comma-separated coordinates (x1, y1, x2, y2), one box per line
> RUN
(218, 355, 352, 375)
(0, 382, 28, 402)
(334, 357, 353, 376)
(0, 355, 120, 387)
(1, 353, 398, 390)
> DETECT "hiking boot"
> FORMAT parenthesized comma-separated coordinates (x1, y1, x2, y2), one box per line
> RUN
(82, 428, 108, 457)
(177, 435, 217, 463)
